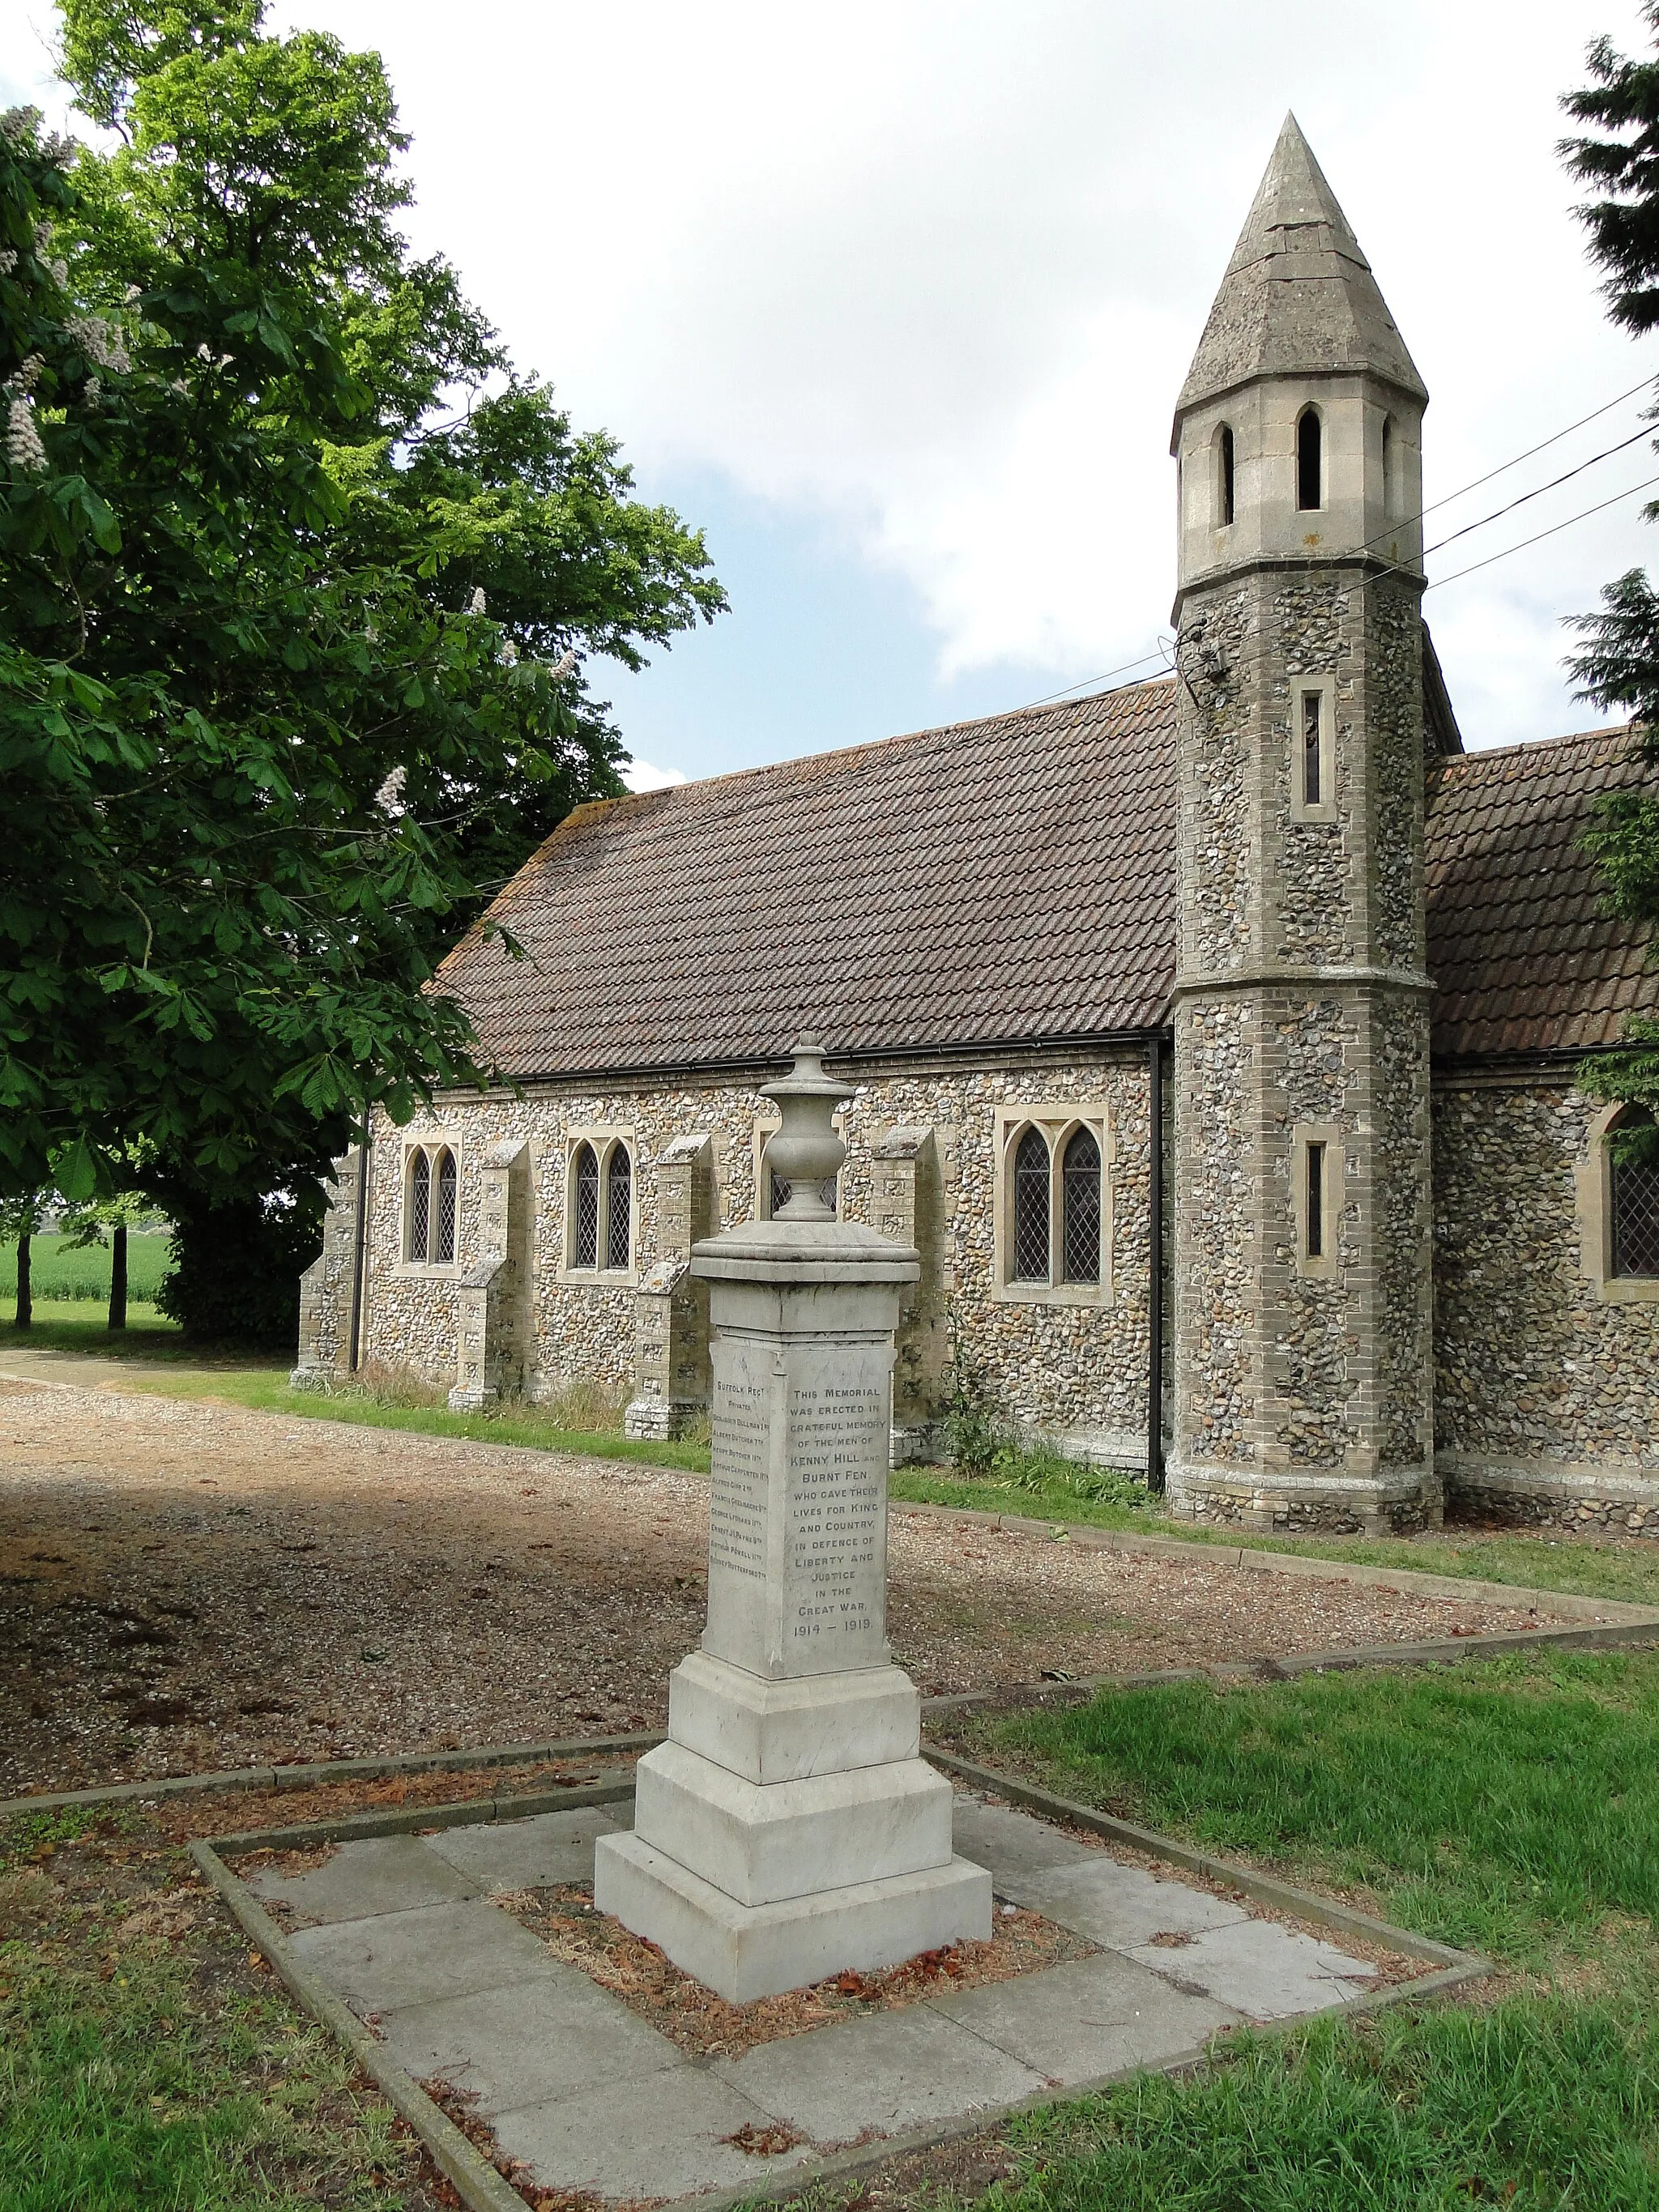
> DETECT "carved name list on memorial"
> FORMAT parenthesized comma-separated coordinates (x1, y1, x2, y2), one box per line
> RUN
(704, 1342, 889, 1677)
(594, 1042, 991, 2002)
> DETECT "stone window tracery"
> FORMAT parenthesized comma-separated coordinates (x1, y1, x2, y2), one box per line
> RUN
(994, 1106, 1112, 1306)
(566, 1134, 635, 1276)
(402, 1139, 462, 1269)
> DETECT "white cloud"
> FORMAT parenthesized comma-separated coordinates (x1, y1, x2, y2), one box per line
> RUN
(621, 758, 690, 793)
(11, 0, 1659, 746)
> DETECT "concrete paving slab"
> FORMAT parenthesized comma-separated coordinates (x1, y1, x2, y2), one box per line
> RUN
(928, 1950, 1239, 2086)
(424, 1806, 623, 1893)
(245, 1835, 478, 1925)
(287, 1899, 553, 2016)
(376, 1955, 682, 2114)
(950, 1795, 1099, 1891)
(1128, 1916, 1374, 2020)
(1013, 1857, 1251, 1946)
(715, 2004, 1045, 2145)
(489, 2067, 809, 2202)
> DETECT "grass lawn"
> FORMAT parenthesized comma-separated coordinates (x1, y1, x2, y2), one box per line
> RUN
(912, 1652, 1659, 2211)
(2, 1234, 173, 1305)
(0, 1803, 442, 2211)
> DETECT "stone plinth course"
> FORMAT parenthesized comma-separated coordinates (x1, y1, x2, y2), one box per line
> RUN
(595, 1042, 990, 2000)
(241, 1790, 1401, 2206)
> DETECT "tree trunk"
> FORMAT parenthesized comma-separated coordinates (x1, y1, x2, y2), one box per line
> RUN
(15, 1230, 31, 1329)
(109, 1223, 127, 1332)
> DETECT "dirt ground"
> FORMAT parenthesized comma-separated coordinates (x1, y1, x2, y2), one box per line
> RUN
(0, 1377, 1593, 1798)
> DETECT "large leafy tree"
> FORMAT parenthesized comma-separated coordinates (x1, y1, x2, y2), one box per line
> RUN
(1, 2, 723, 1327)
(1562, 9, 1659, 1152)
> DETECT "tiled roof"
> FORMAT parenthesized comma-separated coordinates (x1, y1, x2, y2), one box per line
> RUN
(435, 680, 1180, 1077)
(437, 685, 1655, 1079)
(1427, 723, 1655, 1058)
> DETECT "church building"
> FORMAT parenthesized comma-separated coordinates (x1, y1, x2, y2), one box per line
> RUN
(296, 118, 1659, 1540)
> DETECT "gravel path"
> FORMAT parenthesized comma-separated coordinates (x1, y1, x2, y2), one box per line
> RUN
(0, 1378, 1589, 1796)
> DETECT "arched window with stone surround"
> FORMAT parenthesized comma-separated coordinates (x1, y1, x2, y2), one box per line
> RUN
(1611, 1108, 1659, 1279)
(1217, 423, 1235, 526)
(432, 1148, 457, 1264)
(1297, 405, 1323, 511)
(407, 1149, 431, 1264)
(571, 1142, 599, 1270)
(1012, 1127, 1051, 1282)
(1061, 1127, 1102, 1284)
(605, 1141, 633, 1272)
(1381, 411, 1401, 518)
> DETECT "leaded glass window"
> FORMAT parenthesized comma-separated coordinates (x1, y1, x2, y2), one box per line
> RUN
(1012, 1127, 1051, 1282)
(407, 1150, 430, 1263)
(572, 1143, 599, 1269)
(1612, 1112, 1659, 1278)
(433, 1149, 457, 1264)
(606, 1143, 632, 1271)
(1061, 1128, 1102, 1283)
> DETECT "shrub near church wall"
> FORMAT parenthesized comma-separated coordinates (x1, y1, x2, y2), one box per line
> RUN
(353, 1048, 1159, 1462)
(1432, 1076, 1659, 1532)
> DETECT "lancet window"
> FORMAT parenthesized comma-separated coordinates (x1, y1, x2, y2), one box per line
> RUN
(1297, 406, 1323, 511)
(1000, 1114, 1109, 1298)
(569, 1136, 634, 1274)
(403, 1142, 458, 1265)
(1611, 1110, 1659, 1280)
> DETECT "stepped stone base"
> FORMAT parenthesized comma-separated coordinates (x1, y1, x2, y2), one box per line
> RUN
(594, 1831, 991, 2004)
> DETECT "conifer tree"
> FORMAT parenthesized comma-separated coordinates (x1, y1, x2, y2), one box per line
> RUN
(1563, 7, 1659, 1153)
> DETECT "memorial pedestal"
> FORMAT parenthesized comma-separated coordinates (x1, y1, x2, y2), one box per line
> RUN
(595, 1053, 989, 2002)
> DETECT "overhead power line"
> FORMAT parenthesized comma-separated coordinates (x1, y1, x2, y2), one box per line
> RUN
(1358, 371, 1657, 557)
(1427, 471, 1659, 591)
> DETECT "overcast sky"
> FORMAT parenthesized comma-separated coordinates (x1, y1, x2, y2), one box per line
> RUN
(5, 0, 1657, 782)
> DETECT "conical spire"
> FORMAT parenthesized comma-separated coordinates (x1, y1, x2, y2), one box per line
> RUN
(1175, 115, 1425, 420)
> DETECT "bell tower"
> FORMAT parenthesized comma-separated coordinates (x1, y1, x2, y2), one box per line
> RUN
(1168, 116, 1437, 1535)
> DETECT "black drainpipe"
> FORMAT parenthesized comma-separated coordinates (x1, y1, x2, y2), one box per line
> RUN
(1147, 1033, 1166, 1494)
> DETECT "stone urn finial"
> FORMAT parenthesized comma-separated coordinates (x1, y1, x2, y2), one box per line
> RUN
(761, 1040, 850, 1221)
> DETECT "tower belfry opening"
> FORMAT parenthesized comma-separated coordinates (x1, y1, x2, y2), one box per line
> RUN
(1296, 408, 1322, 510)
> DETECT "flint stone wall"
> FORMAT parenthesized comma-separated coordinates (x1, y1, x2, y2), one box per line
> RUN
(1434, 1073, 1659, 1534)
(348, 1049, 1162, 1466)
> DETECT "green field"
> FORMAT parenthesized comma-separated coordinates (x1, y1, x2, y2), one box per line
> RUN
(1, 1232, 173, 1304)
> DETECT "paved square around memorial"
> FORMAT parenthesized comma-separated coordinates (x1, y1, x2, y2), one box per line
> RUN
(241, 1792, 1408, 2205)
